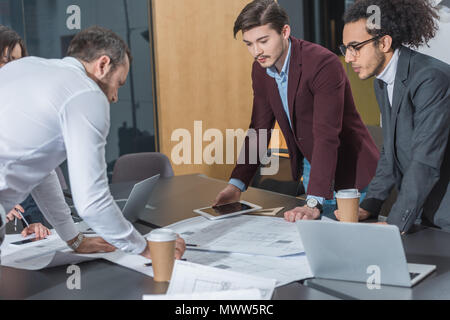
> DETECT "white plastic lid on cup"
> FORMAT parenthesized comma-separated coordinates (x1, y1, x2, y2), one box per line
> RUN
(336, 189, 361, 199)
(147, 228, 177, 242)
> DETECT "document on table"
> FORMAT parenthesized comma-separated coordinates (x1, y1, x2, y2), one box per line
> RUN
(0, 234, 97, 270)
(165, 260, 275, 300)
(143, 289, 262, 300)
(167, 215, 304, 257)
(247, 207, 284, 216)
(86, 249, 154, 277)
(182, 250, 313, 287)
(321, 216, 338, 222)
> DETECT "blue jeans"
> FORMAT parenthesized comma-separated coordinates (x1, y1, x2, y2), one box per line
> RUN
(302, 159, 368, 218)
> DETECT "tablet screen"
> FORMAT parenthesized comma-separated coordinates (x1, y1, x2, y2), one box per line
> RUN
(201, 202, 253, 217)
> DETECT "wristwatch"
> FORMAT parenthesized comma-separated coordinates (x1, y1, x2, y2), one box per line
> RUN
(306, 198, 323, 213)
(68, 232, 85, 251)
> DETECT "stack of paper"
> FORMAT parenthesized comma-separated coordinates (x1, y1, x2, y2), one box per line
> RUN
(181, 250, 312, 287)
(143, 260, 275, 300)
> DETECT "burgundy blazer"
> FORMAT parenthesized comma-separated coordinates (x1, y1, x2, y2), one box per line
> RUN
(231, 37, 380, 199)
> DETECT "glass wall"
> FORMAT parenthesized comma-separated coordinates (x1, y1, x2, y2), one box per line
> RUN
(303, 0, 346, 54)
(0, 0, 156, 180)
(278, 0, 305, 39)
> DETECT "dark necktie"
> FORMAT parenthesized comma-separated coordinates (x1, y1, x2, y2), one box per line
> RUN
(376, 79, 392, 136)
(377, 79, 391, 109)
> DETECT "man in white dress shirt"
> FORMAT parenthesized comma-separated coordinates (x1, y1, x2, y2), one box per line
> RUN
(0, 26, 185, 258)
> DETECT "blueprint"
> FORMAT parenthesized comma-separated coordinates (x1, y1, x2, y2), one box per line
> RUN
(167, 215, 304, 257)
(183, 250, 313, 287)
(165, 260, 276, 300)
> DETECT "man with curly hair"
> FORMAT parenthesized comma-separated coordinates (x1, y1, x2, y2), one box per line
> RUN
(338, 0, 450, 233)
(213, 0, 380, 220)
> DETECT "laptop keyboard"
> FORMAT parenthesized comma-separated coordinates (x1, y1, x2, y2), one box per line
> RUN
(410, 272, 420, 280)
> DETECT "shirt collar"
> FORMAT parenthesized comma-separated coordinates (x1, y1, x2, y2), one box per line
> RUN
(376, 49, 400, 85)
(266, 39, 292, 79)
(62, 56, 87, 74)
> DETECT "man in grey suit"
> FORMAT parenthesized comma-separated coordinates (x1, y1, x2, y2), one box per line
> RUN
(338, 0, 450, 233)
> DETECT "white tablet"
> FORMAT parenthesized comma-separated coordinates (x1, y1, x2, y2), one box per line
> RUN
(193, 201, 262, 220)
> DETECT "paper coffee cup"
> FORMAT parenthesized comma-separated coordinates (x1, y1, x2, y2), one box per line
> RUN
(336, 189, 361, 223)
(147, 228, 177, 282)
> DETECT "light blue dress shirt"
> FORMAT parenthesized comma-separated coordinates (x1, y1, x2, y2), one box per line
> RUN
(376, 49, 400, 107)
(229, 41, 323, 205)
(266, 40, 293, 127)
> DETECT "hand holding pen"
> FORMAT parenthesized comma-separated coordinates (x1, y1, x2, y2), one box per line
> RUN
(6, 205, 26, 227)
(6, 204, 51, 240)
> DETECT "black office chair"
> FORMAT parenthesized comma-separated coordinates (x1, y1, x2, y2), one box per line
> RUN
(112, 152, 174, 184)
(250, 149, 305, 197)
(366, 125, 398, 219)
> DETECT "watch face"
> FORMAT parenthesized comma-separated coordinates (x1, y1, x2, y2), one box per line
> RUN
(307, 198, 318, 208)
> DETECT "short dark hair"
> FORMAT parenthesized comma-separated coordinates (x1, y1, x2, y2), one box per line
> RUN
(0, 25, 27, 63)
(343, 0, 439, 50)
(67, 26, 132, 70)
(233, 0, 289, 38)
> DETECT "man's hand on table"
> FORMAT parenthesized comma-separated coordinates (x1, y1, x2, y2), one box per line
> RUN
(71, 236, 116, 254)
(284, 205, 320, 222)
(6, 204, 52, 240)
(21, 223, 51, 240)
(334, 207, 371, 222)
(213, 184, 241, 207)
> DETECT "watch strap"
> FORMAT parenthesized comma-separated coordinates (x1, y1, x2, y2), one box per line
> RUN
(68, 232, 85, 251)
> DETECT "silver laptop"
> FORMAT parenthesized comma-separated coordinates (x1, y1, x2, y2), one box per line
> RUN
(296, 221, 436, 287)
(116, 174, 160, 223)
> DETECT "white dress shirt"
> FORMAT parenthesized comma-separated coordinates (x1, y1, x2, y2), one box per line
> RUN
(0, 56, 147, 254)
(376, 49, 400, 106)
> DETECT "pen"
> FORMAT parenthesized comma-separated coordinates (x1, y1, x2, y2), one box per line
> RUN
(15, 208, 30, 228)
(186, 244, 198, 247)
(14, 217, 17, 232)
(144, 258, 187, 267)
(82, 231, 96, 235)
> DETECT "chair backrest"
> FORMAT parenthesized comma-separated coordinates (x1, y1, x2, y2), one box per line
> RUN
(112, 152, 174, 183)
(55, 167, 68, 190)
(251, 150, 304, 197)
(366, 125, 384, 152)
(366, 125, 397, 218)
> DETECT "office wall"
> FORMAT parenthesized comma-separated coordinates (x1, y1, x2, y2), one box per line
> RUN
(341, 58, 381, 126)
(0, 0, 157, 176)
(151, 0, 258, 180)
(418, 1, 450, 64)
(278, 0, 305, 39)
(151, 0, 380, 182)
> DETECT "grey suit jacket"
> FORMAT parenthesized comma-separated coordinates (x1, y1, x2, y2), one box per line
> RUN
(361, 46, 450, 233)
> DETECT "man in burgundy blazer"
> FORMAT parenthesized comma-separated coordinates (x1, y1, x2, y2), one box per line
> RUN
(214, 0, 379, 220)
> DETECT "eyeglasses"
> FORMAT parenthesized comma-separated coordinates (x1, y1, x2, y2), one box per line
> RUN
(339, 35, 382, 57)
